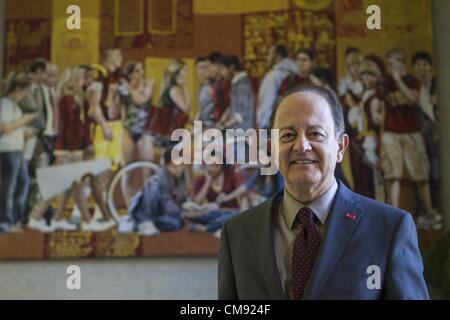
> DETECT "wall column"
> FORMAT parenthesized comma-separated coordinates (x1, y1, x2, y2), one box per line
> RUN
(432, 0, 450, 230)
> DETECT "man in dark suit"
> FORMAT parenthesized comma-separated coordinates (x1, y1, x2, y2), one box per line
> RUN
(218, 85, 429, 300)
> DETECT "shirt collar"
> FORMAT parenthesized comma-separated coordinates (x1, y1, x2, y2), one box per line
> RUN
(282, 178, 338, 229)
(231, 71, 247, 85)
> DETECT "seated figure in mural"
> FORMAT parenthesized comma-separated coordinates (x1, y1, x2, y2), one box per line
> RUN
(187, 161, 246, 236)
(256, 44, 298, 130)
(412, 51, 441, 221)
(346, 55, 384, 200)
(128, 147, 187, 236)
(0, 73, 37, 233)
(372, 48, 441, 228)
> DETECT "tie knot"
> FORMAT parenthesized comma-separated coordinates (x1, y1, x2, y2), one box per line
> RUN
(297, 207, 316, 227)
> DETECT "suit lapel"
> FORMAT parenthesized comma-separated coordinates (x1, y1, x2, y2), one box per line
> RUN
(303, 182, 366, 299)
(250, 191, 286, 299)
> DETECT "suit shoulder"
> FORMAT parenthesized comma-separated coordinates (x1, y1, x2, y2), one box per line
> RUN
(223, 197, 274, 231)
(352, 192, 412, 224)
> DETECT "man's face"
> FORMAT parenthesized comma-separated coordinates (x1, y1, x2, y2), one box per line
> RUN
(112, 49, 123, 68)
(196, 60, 210, 83)
(35, 68, 47, 83)
(206, 163, 222, 178)
(346, 53, 362, 79)
(106, 49, 123, 69)
(46, 68, 59, 88)
(296, 53, 312, 75)
(273, 92, 348, 195)
(219, 65, 234, 81)
(387, 53, 406, 75)
(167, 162, 184, 179)
(209, 63, 221, 80)
(413, 59, 432, 80)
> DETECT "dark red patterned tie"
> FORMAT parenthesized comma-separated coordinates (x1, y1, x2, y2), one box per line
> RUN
(292, 207, 321, 299)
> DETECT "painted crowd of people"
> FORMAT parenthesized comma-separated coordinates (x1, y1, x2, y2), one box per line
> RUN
(0, 44, 441, 235)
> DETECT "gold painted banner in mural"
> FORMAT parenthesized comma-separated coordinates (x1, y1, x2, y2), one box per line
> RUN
(193, 0, 289, 14)
(114, 0, 144, 36)
(243, 7, 336, 78)
(148, 0, 177, 35)
(51, 0, 100, 70)
(5, 19, 51, 73)
(101, 0, 193, 49)
(335, 0, 433, 38)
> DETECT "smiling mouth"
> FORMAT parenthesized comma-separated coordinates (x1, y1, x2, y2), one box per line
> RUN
(290, 160, 318, 165)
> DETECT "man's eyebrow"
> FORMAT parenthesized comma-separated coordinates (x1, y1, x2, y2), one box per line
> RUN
(308, 125, 326, 131)
(279, 126, 296, 131)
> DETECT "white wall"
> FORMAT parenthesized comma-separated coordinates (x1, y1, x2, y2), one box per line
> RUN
(0, 258, 218, 299)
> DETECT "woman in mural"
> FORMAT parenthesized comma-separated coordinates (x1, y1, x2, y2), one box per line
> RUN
(116, 61, 155, 205)
(186, 162, 245, 237)
(0, 72, 37, 233)
(50, 67, 114, 232)
(148, 59, 190, 143)
(346, 55, 384, 200)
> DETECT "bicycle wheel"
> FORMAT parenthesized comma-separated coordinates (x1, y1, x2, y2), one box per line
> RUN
(106, 160, 160, 221)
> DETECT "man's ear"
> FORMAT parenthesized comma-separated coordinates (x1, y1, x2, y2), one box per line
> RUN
(337, 133, 349, 163)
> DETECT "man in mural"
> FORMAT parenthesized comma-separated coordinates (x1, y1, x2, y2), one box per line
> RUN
(338, 47, 364, 111)
(26, 63, 61, 231)
(277, 48, 323, 97)
(18, 58, 51, 221)
(217, 55, 254, 132)
(195, 56, 215, 129)
(373, 48, 441, 228)
(208, 52, 231, 126)
(412, 51, 441, 223)
(256, 44, 298, 130)
(91, 48, 123, 166)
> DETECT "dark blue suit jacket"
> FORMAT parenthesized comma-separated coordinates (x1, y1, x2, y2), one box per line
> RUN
(218, 180, 430, 299)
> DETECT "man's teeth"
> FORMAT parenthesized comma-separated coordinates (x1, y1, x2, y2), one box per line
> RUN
(293, 160, 315, 164)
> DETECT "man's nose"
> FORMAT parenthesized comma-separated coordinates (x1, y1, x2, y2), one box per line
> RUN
(292, 135, 311, 153)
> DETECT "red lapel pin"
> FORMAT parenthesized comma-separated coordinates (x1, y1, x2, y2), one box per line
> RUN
(345, 213, 356, 221)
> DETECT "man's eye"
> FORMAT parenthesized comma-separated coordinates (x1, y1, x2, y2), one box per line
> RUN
(310, 132, 325, 138)
(281, 133, 294, 140)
